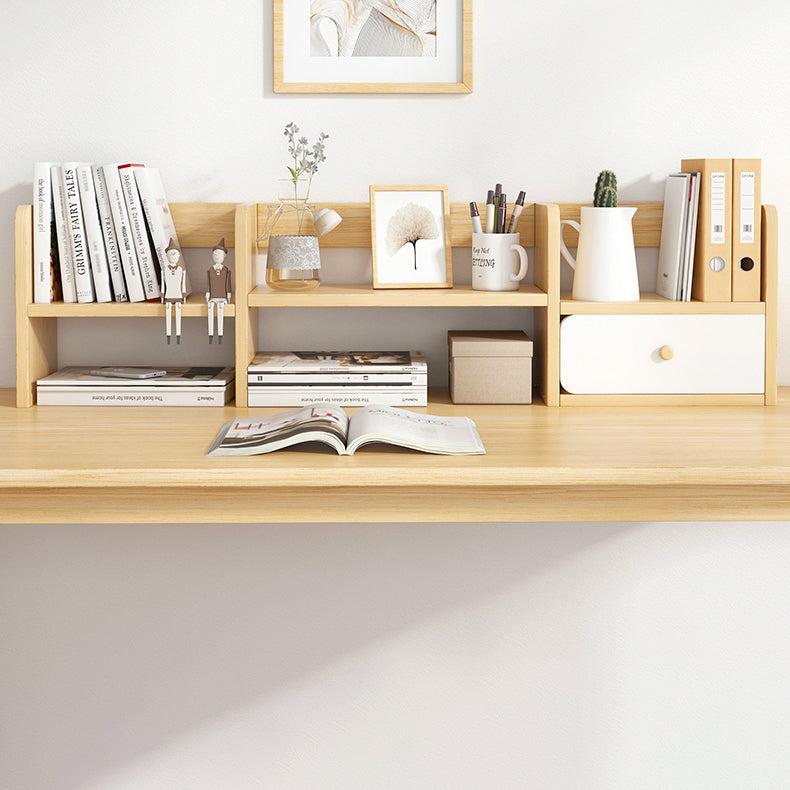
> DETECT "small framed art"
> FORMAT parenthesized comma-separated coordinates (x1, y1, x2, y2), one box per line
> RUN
(370, 185, 453, 289)
(273, 0, 472, 94)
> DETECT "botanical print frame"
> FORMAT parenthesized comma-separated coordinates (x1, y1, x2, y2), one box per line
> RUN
(273, 0, 472, 94)
(370, 185, 453, 289)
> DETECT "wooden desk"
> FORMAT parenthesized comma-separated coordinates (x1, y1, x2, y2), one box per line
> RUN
(2, 388, 790, 523)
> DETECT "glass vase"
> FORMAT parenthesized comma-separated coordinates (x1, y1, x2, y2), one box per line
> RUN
(263, 180, 321, 290)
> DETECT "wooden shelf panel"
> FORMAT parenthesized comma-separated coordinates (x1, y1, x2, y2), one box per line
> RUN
(248, 283, 548, 308)
(560, 291, 765, 315)
(27, 295, 236, 318)
(4, 387, 790, 523)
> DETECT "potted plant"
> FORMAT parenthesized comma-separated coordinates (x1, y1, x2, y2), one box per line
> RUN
(558, 169, 640, 302)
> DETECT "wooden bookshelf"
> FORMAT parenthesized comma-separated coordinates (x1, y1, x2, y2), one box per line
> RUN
(15, 200, 778, 410)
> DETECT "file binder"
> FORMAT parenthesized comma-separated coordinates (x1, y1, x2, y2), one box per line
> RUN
(732, 158, 762, 302)
(681, 158, 732, 301)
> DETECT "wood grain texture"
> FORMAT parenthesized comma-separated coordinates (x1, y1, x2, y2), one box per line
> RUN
(169, 203, 237, 248)
(762, 204, 778, 405)
(560, 291, 765, 315)
(15, 206, 58, 407)
(4, 387, 790, 522)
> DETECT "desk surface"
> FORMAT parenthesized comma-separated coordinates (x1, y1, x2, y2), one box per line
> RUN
(2, 388, 790, 523)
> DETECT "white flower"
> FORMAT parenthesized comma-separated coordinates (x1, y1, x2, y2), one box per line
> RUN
(385, 202, 439, 269)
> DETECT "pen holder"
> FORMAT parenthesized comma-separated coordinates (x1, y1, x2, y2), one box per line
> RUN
(471, 232, 529, 291)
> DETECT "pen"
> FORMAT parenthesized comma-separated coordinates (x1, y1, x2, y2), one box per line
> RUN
(497, 192, 507, 233)
(493, 183, 502, 221)
(485, 190, 495, 233)
(469, 201, 482, 234)
(506, 190, 526, 233)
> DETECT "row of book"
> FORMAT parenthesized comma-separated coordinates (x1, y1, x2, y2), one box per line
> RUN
(33, 162, 181, 304)
(656, 158, 762, 303)
(247, 351, 428, 407)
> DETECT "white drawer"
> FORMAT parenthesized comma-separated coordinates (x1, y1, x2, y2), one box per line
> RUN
(560, 314, 765, 394)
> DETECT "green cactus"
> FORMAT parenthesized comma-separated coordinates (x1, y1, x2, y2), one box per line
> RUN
(594, 170, 618, 207)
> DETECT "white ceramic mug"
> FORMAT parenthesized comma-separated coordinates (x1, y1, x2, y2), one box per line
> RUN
(472, 232, 529, 291)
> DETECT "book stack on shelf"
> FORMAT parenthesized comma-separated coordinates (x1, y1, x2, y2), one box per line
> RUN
(36, 366, 235, 406)
(32, 162, 182, 305)
(247, 351, 428, 407)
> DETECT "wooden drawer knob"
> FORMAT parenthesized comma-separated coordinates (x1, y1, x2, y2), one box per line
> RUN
(659, 345, 674, 361)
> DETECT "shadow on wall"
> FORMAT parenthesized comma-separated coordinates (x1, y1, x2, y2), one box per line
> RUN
(0, 520, 629, 789)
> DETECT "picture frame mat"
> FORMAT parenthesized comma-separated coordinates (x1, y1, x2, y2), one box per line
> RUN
(370, 185, 453, 289)
(274, 0, 472, 94)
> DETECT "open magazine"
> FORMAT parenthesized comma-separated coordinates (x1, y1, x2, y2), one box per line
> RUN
(207, 404, 485, 456)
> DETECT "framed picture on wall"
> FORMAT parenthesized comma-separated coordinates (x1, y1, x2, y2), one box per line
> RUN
(370, 185, 453, 289)
(273, 0, 472, 94)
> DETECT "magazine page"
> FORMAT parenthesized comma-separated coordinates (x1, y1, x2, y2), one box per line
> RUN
(207, 404, 349, 456)
(346, 406, 485, 455)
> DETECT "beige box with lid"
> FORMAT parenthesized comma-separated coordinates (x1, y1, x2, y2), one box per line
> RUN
(448, 330, 533, 404)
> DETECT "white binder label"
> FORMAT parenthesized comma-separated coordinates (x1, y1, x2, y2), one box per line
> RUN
(740, 172, 755, 243)
(710, 172, 726, 244)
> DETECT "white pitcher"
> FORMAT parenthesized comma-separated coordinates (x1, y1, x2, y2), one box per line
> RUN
(560, 206, 640, 302)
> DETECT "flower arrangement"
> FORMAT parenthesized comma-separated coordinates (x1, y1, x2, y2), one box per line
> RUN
(284, 122, 329, 225)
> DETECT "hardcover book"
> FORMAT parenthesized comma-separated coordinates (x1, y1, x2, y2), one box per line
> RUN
(36, 366, 235, 406)
(62, 162, 95, 302)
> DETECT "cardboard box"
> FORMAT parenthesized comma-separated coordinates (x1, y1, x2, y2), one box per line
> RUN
(448, 330, 533, 404)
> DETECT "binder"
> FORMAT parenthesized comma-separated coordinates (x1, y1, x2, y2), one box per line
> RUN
(731, 158, 762, 302)
(681, 158, 732, 301)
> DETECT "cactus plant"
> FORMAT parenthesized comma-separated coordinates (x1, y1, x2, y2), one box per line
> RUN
(594, 170, 618, 207)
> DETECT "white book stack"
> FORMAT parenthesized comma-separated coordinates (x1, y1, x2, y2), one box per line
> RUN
(36, 366, 236, 406)
(247, 351, 429, 407)
(31, 162, 178, 305)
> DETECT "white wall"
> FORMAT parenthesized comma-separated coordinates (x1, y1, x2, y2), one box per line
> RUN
(2, 2, 790, 788)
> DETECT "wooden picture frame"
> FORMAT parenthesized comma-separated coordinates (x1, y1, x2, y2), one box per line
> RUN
(370, 185, 453, 289)
(273, 0, 472, 94)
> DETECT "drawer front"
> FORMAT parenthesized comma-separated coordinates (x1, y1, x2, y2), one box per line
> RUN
(560, 314, 765, 394)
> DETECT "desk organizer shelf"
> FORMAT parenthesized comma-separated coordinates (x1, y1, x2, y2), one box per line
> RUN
(14, 200, 777, 408)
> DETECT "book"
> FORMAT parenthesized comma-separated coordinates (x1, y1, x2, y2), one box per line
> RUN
(50, 165, 77, 302)
(681, 158, 732, 301)
(248, 350, 427, 373)
(656, 173, 691, 301)
(247, 385, 427, 407)
(207, 403, 485, 456)
(33, 162, 61, 303)
(118, 164, 160, 300)
(62, 162, 95, 302)
(102, 164, 146, 302)
(679, 173, 700, 302)
(36, 366, 235, 406)
(76, 164, 113, 302)
(92, 165, 128, 302)
(731, 158, 762, 302)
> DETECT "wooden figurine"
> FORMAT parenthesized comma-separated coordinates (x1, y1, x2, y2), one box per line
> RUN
(206, 238, 232, 344)
(161, 238, 187, 344)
